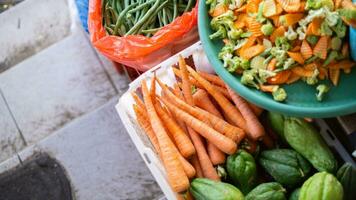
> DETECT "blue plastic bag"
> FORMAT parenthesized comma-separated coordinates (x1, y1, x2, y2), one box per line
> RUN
(75, 0, 89, 33)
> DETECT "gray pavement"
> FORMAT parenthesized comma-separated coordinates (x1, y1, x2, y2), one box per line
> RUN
(0, 0, 162, 199)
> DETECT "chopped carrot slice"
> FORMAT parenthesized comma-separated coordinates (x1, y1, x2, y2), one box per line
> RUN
(301, 40, 313, 59)
(286, 72, 301, 84)
(288, 51, 305, 64)
(263, 0, 277, 17)
(270, 26, 286, 43)
(306, 18, 323, 35)
(281, 13, 305, 26)
(328, 60, 356, 69)
(247, 17, 263, 36)
(270, 15, 281, 26)
(313, 36, 329, 59)
(290, 45, 301, 52)
(276, 0, 300, 12)
(267, 70, 292, 84)
(240, 45, 265, 60)
(292, 66, 314, 77)
(238, 36, 257, 55)
(275, 3, 284, 15)
(235, 5, 247, 13)
(329, 68, 340, 86)
(260, 85, 278, 92)
(318, 67, 328, 80)
(210, 4, 228, 17)
(267, 58, 277, 71)
(246, 0, 261, 13)
(335, 0, 343, 9)
(304, 62, 319, 70)
(296, 1, 306, 12)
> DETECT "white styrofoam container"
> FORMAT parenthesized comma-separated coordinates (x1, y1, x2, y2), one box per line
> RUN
(115, 41, 356, 200)
(116, 42, 206, 200)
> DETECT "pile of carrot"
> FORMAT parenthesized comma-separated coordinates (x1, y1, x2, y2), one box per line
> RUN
(131, 56, 274, 194)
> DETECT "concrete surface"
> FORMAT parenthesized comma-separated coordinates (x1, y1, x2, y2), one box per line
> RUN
(0, 0, 71, 72)
(18, 98, 162, 200)
(0, 31, 117, 145)
(0, 90, 25, 163)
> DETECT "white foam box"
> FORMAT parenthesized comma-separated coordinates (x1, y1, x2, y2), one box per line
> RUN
(115, 41, 355, 200)
(116, 42, 207, 200)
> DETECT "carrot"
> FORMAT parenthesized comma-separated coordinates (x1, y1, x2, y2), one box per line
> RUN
(306, 18, 322, 35)
(246, 0, 260, 13)
(291, 66, 314, 77)
(133, 104, 195, 179)
(161, 97, 237, 155)
(193, 89, 226, 165)
(239, 37, 257, 55)
(247, 17, 264, 37)
(341, 0, 355, 9)
(329, 68, 341, 85)
(131, 92, 145, 111)
(281, 13, 304, 26)
(335, 0, 343, 8)
(190, 155, 203, 178)
(178, 57, 220, 180)
(267, 58, 277, 71)
(301, 40, 313, 59)
(235, 4, 247, 13)
(141, 80, 189, 192)
(318, 67, 328, 80)
(227, 86, 265, 141)
(154, 102, 195, 158)
(197, 72, 226, 88)
(172, 85, 190, 134)
(275, 2, 284, 15)
(313, 36, 328, 59)
(276, 0, 300, 12)
(248, 103, 264, 116)
(260, 84, 278, 92)
(270, 26, 286, 43)
(290, 45, 301, 52)
(286, 72, 301, 84)
(158, 79, 244, 143)
(287, 51, 305, 64)
(262, 132, 275, 149)
(234, 13, 248, 29)
(214, 85, 232, 100)
(296, 0, 306, 12)
(210, 4, 228, 17)
(263, 0, 277, 17)
(342, 42, 349, 58)
(267, 70, 292, 84)
(328, 60, 356, 69)
(187, 66, 248, 131)
(240, 45, 265, 60)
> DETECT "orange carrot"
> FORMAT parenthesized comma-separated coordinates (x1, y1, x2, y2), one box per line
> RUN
(306, 18, 322, 35)
(329, 68, 340, 86)
(301, 40, 313, 59)
(287, 51, 305, 64)
(141, 80, 189, 192)
(270, 26, 286, 43)
(131, 92, 145, 111)
(286, 72, 301, 84)
(318, 67, 328, 80)
(187, 66, 248, 131)
(248, 103, 264, 116)
(190, 155, 203, 178)
(267, 58, 277, 71)
(246, 0, 260, 13)
(187, 67, 246, 130)
(247, 17, 264, 37)
(197, 72, 226, 88)
(281, 13, 304, 26)
(193, 89, 226, 165)
(154, 102, 195, 158)
(235, 4, 247, 13)
(150, 75, 156, 104)
(161, 97, 237, 155)
(290, 45, 301, 52)
(227, 86, 265, 141)
(260, 84, 278, 92)
(178, 57, 220, 180)
(276, 0, 300, 12)
(240, 45, 265, 60)
(342, 42, 349, 58)
(210, 4, 228, 17)
(267, 70, 292, 84)
(133, 104, 195, 178)
(291, 66, 314, 77)
(214, 85, 232, 100)
(157, 79, 244, 142)
(239, 37, 257, 55)
(313, 36, 328, 59)
(263, 0, 277, 17)
(328, 60, 356, 69)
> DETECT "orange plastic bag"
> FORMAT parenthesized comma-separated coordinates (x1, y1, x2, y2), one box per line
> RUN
(88, 0, 199, 71)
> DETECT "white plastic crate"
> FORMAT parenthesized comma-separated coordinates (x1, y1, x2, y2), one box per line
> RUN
(116, 42, 206, 200)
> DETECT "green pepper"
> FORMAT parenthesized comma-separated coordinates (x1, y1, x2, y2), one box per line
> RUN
(226, 150, 257, 194)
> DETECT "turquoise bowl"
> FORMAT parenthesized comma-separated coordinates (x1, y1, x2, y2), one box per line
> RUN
(198, 0, 356, 118)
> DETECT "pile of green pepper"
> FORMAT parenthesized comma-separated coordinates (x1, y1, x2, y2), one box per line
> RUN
(102, 0, 195, 37)
(189, 112, 356, 200)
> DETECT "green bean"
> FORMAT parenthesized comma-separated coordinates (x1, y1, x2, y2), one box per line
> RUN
(158, 11, 164, 27)
(107, 7, 117, 22)
(142, 27, 161, 34)
(125, 0, 163, 35)
(105, 25, 114, 35)
(185, 0, 194, 12)
(162, 8, 168, 26)
(165, 7, 173, 23)
(113, 0, 122, 13)
(113, 2, 139, 35)
(136, 0, 169, 35)
(124, 0, 129, 7)
(172, 0, 178, 19)
(128, 0, 155, 14)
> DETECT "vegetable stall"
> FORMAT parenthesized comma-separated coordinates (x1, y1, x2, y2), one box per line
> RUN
(87, 0, 356, 199)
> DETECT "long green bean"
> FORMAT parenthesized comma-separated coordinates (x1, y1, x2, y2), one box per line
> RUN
(128, 0, 156, 14)
(113, 2, 139, 35)
(172, 0, 178, 19)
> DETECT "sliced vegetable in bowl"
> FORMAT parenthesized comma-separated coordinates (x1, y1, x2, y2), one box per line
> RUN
(205, 0, 356, 102)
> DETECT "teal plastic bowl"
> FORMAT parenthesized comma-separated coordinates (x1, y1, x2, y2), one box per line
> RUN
(198, 0, 356, 118)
